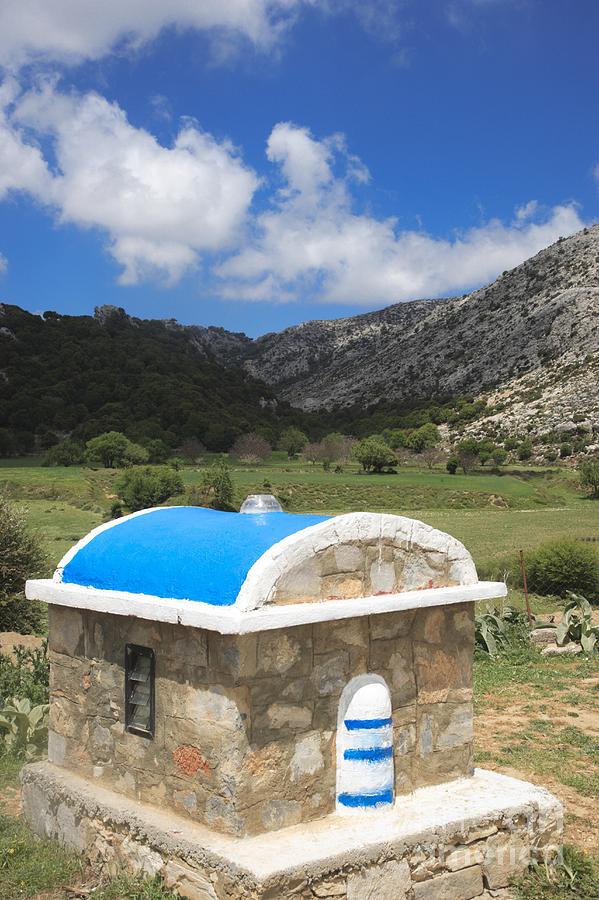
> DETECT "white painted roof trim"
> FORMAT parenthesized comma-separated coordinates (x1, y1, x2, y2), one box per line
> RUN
(236, 511, 477, 611)
(26, 578, 506, 634)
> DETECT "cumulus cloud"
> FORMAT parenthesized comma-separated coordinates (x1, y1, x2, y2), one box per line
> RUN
(0, 79, 53, 199)
(0, 0, 316, 70)
(0, 88, 586, 302)
(515, 199, 538, 221)
(217, 122, 584, 304)
(2, 80, 258, 283)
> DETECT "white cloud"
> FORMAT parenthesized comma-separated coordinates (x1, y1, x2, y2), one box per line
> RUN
(0, 79, 53, 199)
(515, 199, 538, 221)
(0, 89, 587, 302)
(3, 80, 258, 283)
(0, 0, 316, 70)
(0, 252, 7, 275)
(217, 123, 585, 304)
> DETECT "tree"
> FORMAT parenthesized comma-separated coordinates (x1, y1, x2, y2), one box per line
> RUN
(303, 442, 322, 465)
(318, 433, 351, 469)
(456, 438, 480, 474)
(116, 466, 184, 512)
(43, 439, 85, 467)
(192, 460, 235, 511)
(230, 433, 271, 463)
(85, 431, 149, 468)
(579, 458, 599, 499)
(477, 439, 497, 466)
(0, 496, 47, 632)
(353, 437, 398, 473)
(491, 447, 508, 467)
(407, 423, 440, 453)
(180, 438, 205, 463)
(144, 439, 171, 464)
(279, 427, 308, 459)
(420, 447, 444, 471)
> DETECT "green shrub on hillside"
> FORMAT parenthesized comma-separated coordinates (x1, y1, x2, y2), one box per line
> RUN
(116, 466, 184, 512)
(42, 439, 85, 467)
(0, 497, 47, 633)
(525, 539, 599, 602)
(517, 440, 533, 461)
(189, 460, 236, 511)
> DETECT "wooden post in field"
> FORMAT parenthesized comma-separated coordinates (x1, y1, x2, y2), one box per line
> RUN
(519, 548, 534, 626)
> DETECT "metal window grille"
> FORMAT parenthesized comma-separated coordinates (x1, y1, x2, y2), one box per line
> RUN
(125, 644, 155, 738)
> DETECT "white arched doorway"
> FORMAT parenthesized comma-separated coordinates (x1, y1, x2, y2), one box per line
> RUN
(336, 674, 394, 812)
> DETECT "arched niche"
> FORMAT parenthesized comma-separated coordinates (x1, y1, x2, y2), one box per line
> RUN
(336, 674, 394, 813)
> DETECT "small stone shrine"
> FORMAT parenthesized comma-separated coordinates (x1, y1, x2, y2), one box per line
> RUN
(23, 502, 562, 899)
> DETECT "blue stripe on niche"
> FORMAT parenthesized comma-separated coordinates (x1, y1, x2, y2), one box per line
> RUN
(337, 789, 394, 808)
(344, 717, 393, 731)
(343, 746, 393, 762)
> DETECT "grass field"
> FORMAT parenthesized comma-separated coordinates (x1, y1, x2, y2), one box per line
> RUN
(1, 455, 596, 572)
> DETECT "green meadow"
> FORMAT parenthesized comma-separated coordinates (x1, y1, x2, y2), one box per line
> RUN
(1, 454, 596, 573)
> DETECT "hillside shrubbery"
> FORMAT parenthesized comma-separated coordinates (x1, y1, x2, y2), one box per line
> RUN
(526, 539, 599, 602)
(0, 497, 47, 633)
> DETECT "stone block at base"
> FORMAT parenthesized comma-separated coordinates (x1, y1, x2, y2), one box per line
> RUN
(21, 763, 562, 900)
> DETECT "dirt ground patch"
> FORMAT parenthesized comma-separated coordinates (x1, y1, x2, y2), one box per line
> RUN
(0, 631, 45, 659)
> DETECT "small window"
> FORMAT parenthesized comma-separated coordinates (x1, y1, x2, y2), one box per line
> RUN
(125, 644, 155, 739)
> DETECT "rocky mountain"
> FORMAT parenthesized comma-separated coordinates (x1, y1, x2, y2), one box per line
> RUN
(2, 224, 598, 451)
(207, 224, 599, 435)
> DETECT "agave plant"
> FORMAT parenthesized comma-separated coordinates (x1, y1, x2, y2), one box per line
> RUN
(0, 696, 49, 759)
(537, 593, 598, 654)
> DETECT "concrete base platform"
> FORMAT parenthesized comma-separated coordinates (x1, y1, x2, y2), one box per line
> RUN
(21, 763, 562, 900)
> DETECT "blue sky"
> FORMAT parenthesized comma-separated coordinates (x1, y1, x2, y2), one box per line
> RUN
(0, 0, 597, 336)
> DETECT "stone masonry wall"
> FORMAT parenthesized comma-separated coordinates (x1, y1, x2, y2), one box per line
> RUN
(47, 601, 474, 837)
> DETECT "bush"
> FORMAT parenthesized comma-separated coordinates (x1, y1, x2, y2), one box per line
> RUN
(560, 441, 573, 459)
(190, 460, 235, 511)
(0, 643, 49, 706)
(446, 457, 459, 475)
(517, 440, 533, 461)
(116, 466, 184, 512)
(144, 439, 171, 464)
(0, 497, 47, 633)
(42, 439, 85, 467)
(579, 457, 599, 499)
(525, 539, 599, 602)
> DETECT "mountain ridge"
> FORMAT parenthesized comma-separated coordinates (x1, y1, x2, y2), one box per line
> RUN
(2, 223, 598, 450)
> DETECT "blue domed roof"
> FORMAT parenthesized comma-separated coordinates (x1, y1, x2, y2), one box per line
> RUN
(58, 506, 329, 606)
